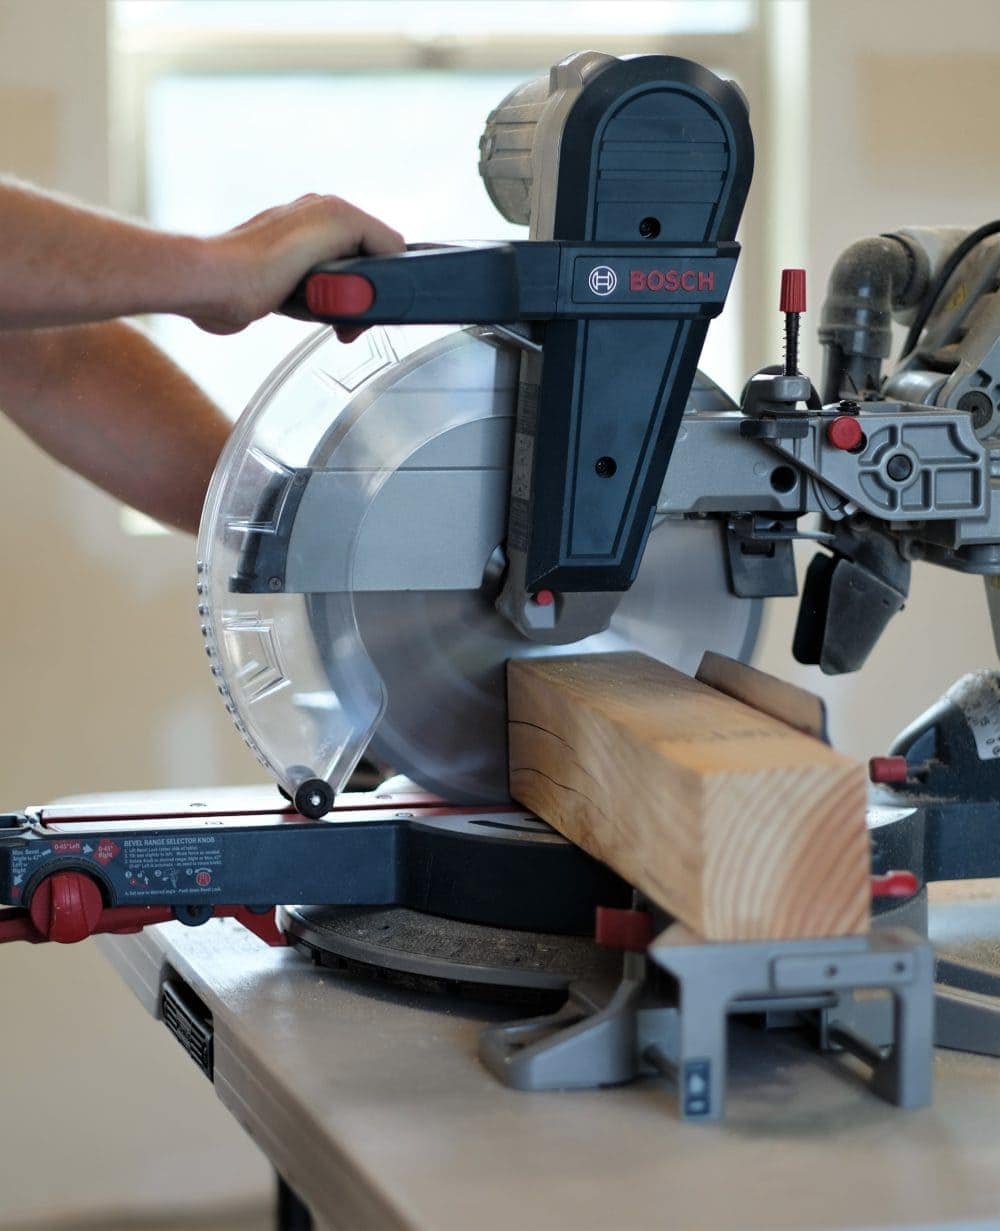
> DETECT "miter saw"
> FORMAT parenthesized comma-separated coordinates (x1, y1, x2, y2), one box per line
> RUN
(5, 50, 1000, 1121)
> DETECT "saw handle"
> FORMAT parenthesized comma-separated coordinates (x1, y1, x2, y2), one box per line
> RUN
(280, 239, 737, 327)
(280, 242, 527, 325)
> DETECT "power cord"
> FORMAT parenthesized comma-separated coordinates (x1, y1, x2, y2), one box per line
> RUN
(899, 219, 1000, 359)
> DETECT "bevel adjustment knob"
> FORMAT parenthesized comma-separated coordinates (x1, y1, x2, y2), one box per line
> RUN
(29, 871, 103, 944)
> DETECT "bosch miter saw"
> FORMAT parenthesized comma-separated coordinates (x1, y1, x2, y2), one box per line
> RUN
(5, 51, 1000, 1121)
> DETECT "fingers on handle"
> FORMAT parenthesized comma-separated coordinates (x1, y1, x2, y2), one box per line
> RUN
(305, 195, 404, 257)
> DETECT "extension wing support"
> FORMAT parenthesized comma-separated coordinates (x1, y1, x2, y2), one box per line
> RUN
(480, 925, 934, 1122)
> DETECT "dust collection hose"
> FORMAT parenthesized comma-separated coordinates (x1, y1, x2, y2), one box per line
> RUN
(818, 234, 926, 403)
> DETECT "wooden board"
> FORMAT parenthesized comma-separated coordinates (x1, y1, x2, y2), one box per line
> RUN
(507, 653, 870, 941)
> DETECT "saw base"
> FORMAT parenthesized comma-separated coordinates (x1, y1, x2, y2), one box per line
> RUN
(280, 904, 621, 1006)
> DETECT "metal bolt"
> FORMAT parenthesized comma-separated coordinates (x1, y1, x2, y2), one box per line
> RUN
(838, 399, 861, 414)
(594, 456, 617, 477)
(886, 453, 913, 482)
(267, 576, 283, 592)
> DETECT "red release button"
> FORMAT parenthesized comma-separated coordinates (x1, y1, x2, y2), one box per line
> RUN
(826, 414, 865, 451)
(305, 273, 375, 318)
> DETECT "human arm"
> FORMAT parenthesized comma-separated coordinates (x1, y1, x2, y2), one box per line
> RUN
(0, 321, 232, 535)
(0, 181, 405, 530)
(0, 178, 404, 335)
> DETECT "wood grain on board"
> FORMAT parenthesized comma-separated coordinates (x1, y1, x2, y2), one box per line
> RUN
(508, 652, 869, 941)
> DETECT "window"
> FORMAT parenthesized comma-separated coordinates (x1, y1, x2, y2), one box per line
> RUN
(113, 0, 761, 416)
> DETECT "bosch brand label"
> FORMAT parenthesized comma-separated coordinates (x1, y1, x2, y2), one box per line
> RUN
(588, 265, 618, 296)
(571, 256, 732, 306)
(629, 269, 715, 293)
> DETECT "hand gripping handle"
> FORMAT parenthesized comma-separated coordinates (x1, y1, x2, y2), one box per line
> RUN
(280, 240, 737, 327)
(281, 242, 526, 325)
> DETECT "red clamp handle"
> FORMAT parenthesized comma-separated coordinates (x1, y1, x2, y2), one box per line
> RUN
(0, 871, 288, 947)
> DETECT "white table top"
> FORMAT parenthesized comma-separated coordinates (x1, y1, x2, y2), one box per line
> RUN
(99, 892, 1000, 1231)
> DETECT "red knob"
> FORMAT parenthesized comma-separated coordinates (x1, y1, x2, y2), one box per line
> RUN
(827, 415, 865, 451)
(305, 273, 375, 317)
(532, 589, 555, 607)
(29, 871, 103, 943)
(780, 268, 807, 314)
(871, 870, 919, 899)
(869, 755, 909, 785)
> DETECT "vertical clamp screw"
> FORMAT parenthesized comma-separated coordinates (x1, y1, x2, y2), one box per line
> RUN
(780, 268, 807, 377)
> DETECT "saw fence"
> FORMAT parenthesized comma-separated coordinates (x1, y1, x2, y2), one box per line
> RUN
(507, 651, 870, 942)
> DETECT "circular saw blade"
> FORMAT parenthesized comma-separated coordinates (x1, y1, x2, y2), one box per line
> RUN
(198, 324, 759, 804)
(344, 514, 756, 801)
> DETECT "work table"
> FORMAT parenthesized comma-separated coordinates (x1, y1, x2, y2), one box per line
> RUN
(100, 887, 1000, 1231)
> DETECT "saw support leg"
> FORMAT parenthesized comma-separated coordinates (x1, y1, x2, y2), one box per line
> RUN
(671, 985, 728, 1120)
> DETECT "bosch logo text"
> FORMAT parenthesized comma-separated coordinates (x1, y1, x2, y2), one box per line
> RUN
(630, 269, 715, 292)
(588, 266, 618, 295)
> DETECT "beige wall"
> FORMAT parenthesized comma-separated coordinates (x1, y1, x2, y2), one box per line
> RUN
(0, 0, 998, 1224)
(0, 1, 270, 1225)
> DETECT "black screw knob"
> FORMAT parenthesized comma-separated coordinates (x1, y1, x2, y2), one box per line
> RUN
(886, 453, 913, 482)
(958, 390, 994, 431)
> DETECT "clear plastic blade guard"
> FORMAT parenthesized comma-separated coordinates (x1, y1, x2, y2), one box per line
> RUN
(197, 326, 759, 804)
